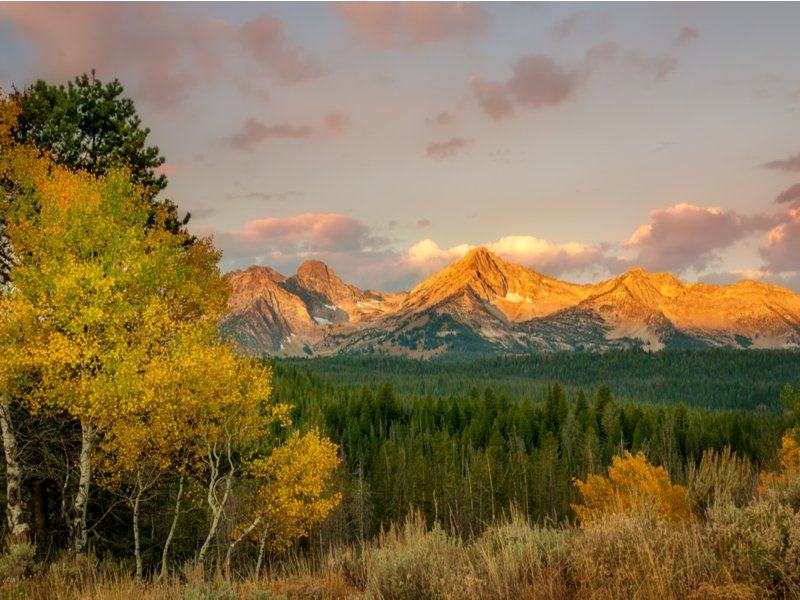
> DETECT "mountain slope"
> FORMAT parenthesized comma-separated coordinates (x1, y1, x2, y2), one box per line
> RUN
(221, 249, 800, 357)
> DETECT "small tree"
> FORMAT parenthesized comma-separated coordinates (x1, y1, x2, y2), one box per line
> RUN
(572, 451, 691, 523)
(226, 428, 342, 575)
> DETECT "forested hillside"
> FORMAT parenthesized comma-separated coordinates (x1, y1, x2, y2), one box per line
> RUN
(273, 355, 794, 543)
(278, 349, 800, 410)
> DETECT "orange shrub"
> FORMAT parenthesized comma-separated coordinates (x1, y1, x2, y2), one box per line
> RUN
(572, 451, 692, 523)
(758, 432, 800, 497)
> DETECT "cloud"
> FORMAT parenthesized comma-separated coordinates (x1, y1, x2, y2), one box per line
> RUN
(400, 235, 608, 281)
(470, 76, 514, 120)
(672, 26, 699, 47)
(237, 14, 324, 83)
(623, 203, 768, 272)
(776, 183, 800, 206)
(416, 219, 432, 229)
(228, 119, 313, 151)
(486, 235, 602, 275)
(429, 111, 454, 125)
(586, 42, 677, 81)
(624, 51, 678, 80)
(224, 213, 388, 256)
(762, 152, 800, 172)
(507, 55, 581, 108)
(324, 112, 348, 134)
(760, 206, 800, 273)
(0, 4, 321, 109)
(336, 2, 489, 47)
(470, 54, 580, 120)
(426, 137, 471, 158)
(586, 42, 621, 66)
(553, 14, 580, 39)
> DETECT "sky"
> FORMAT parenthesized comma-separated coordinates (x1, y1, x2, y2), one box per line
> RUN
(1, 2, 800, 292)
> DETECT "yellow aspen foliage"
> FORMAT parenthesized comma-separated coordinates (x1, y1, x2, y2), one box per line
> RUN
(758, 432, 800, 496)
(572, 451, 692, 523)
(237, 428, 342, 552)
(1, 104, 232, 554)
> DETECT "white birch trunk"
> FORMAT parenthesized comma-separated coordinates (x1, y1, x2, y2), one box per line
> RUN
(72, 421, 94, 556)
(133, 470, 144, 580)
(197, 437, 235, 567)
(159, 472, 184, 581)
(0, 399, 30, 543)
(225, 515, 262, 577)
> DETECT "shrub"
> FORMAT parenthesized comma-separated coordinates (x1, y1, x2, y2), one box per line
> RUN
(688, 447, 756, 516)
(707, 499, 800, 596)
(568, 512, 712, 599)
(362, 512, 459, 600)
(0, 540, 36, 582)
(463, 510, 569, 599)
(572, 451, 692, 523)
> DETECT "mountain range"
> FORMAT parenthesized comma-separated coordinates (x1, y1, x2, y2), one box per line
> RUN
(221, 247, 800, 357)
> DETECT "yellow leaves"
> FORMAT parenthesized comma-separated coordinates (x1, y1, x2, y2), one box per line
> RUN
(758, 432, 800, 497)
(241, 428, 342, 551)
(572, 451, 692, 524)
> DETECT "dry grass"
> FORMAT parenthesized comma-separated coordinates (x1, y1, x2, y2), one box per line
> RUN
(3, 492, 800, 600)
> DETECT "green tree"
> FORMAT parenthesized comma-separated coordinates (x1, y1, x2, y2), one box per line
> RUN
(12, 73, 186, 234)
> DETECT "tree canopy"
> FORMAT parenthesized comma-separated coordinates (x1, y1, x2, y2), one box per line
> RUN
(10, 73, 186, 234)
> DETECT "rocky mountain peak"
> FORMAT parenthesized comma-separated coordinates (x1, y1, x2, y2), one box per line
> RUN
(295, 260, 335, 282)
(222, 252, 800, 357)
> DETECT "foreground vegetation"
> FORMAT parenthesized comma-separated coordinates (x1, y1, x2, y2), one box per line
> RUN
(3, 442, 800, 599)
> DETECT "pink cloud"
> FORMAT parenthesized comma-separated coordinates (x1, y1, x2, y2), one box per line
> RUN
(429, 111, 454, 126)
(0, 4, 321, 109)
(336, 2, 489, 47)
(400, 235, 608, 281)
(238, 15, 324, 83)
(426, 137, 471, 158)
(470, 76, 514, 121)
(672, 26, 699, 47)
(760, 207, 800, 273)
(228, 119, 313, 151)
(763, 152, 800, 172)
(623, 203, 767, 272)
(507, 55, 581, 108)
(324, 112, 348, 134)
(776, 183, 800, 206)
(487, 235, 602, 276)
(228, 213, 386, 254)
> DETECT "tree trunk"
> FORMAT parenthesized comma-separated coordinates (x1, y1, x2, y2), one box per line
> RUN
(133, 471, 144, 580)
(255, 532, 268, 579)
(72, 421, 94, 556)
(159, 472, 184, 581)
(0, 399, 31, 544)
(32, 479, 49, 547)
(197, 439, 235, 568)
(225, 515, 262, 578)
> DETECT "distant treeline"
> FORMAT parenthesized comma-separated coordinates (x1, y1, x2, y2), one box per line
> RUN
(276, 348, 800, 410)
(272, 353, 794, 544)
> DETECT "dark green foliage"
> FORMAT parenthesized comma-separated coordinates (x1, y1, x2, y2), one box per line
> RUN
(279, 349, 800, 410)
(11, 73, 186, 234)
(271, 353, 794, 545)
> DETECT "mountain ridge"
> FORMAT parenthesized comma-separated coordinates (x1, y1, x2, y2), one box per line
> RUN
(220, 247, 800, 357)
